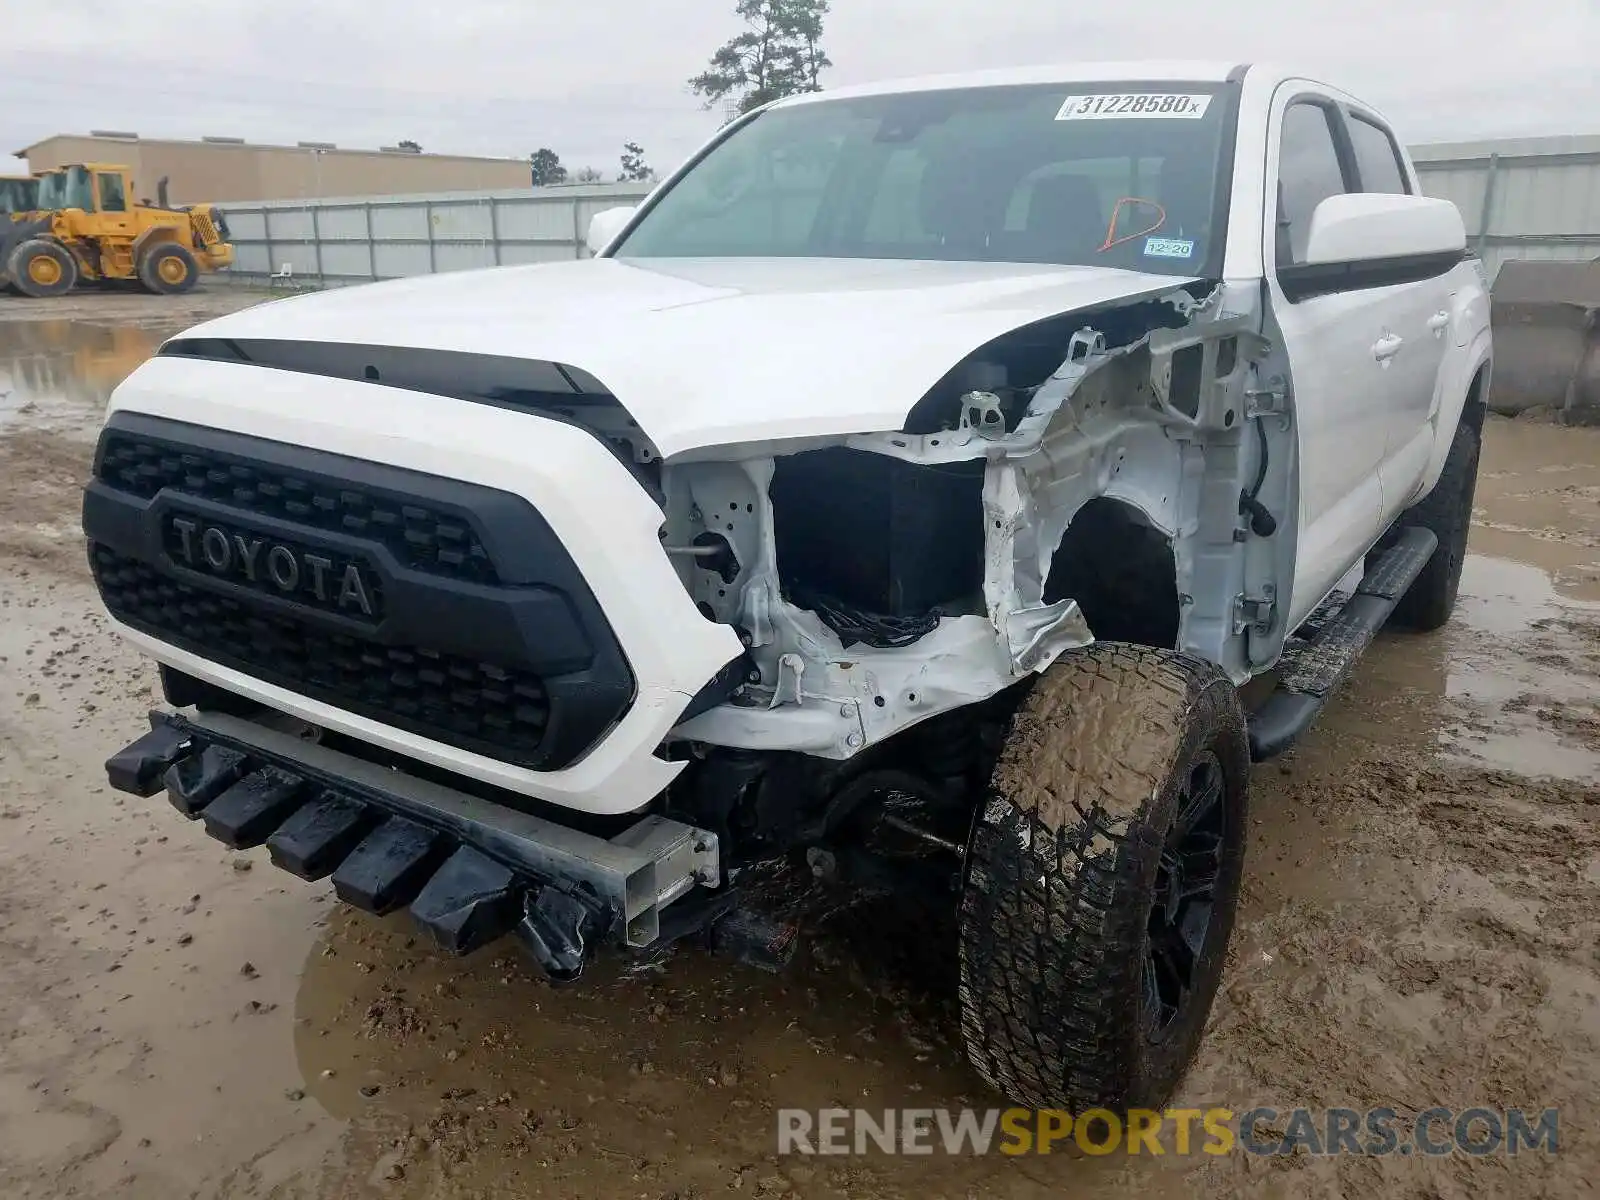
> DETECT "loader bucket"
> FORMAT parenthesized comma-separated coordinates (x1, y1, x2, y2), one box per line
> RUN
(1487, 258, 1600, 426)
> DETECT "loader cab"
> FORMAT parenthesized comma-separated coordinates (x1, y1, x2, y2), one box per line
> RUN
(91, 165, 132, 215)
(34, 164, 134, 216)
(35, 165, 93, 212)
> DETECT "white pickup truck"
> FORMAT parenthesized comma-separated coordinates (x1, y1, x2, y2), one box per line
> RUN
(88, 61, 1491, 1113)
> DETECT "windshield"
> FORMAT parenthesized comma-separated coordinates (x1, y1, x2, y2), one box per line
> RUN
(616, 82, 1231, 275)
(0, 178, 37, 214)
(35, 166, 95, 211)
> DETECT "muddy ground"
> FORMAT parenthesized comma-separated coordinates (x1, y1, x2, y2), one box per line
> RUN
(0, 289, 1596, 1199)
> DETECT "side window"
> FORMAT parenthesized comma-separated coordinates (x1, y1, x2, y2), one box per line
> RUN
(1347, 115, 1410, 195)
(97, 172, 127, 213)
(1276, 102, 1349, 267)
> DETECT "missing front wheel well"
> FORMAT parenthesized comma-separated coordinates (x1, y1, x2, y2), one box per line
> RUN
(1043, 498, 1179, 648)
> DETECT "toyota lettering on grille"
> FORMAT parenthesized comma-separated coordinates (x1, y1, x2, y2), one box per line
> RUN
(167, 515, 379, 618)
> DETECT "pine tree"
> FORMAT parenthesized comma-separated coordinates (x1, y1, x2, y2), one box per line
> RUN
(619, 142, 654, 182)
(688, 0, 832, 116)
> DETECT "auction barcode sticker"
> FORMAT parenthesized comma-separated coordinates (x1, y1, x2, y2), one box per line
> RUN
(1056, 94, 1213, 120)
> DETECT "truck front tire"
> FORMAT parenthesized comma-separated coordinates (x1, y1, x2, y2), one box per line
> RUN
(958, 643, 1249, 1112)
(1391, 422, 1481, 632)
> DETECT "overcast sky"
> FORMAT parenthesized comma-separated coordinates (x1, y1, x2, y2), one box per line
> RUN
(4, 0, 1596, 173)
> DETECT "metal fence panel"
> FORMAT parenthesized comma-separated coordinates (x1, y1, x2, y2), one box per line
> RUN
(317, 206, 370, 240)
(218, 182, 654, 286)
(1413, 135, 1600, 280)
(429, 201, 495, 240)
(265, 209, 315, 241)
(264, 241, 319, 277)
(1413, 166, 1485, 231)
(234, 242, 273, 275)
(225, 209, 268, 241)
(320, 241, 374, 278)
(369, 204, 430, 241)
(499, 242, 581, 266)
(372, 242, 434, 279)
(496, 198, 589, 242)
(1507, 162, 1600, 234)
(433, 241, 497, 273)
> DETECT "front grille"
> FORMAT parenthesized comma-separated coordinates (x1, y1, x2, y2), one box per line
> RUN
(97, 433, 497, 585)
(92, 545, 552, 769)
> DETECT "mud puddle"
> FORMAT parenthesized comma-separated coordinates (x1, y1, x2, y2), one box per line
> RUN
(0, 319, 165, 433)
(0, 300, 1595, 1200)
(0, 291, 260, 435)
(1471, 416, 1600, 603)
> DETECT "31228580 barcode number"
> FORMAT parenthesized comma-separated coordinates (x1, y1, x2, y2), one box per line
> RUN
(1055, 94, 1213, 121)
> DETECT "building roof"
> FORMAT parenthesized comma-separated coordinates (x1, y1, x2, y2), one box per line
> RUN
(12, 132, 523, 164)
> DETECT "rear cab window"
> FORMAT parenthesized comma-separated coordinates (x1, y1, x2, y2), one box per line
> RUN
(1346, 114, 1411, 195)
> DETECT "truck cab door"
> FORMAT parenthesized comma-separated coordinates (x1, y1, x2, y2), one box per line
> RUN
(1265, 94, 1390, 632)
(1340, 111, 1453, 521)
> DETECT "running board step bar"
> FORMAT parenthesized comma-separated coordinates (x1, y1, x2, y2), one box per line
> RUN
(1248, 526, 1438, 761)
(102, 709, 721, 979)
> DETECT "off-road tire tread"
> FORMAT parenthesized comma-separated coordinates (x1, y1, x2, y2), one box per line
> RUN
(958, 642, 1248, 1112)
(1391, 422, 1480, 631)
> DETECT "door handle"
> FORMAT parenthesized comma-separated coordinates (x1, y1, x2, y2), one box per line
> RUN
(1427, 311, 1450, 337)
(1371, 333, 1404, 364)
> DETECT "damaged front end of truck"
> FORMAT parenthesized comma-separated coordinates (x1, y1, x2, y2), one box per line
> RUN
(661, 275, 1292, 762)
(91, 268, 1296, 984)
(586, 273, 1300, 970)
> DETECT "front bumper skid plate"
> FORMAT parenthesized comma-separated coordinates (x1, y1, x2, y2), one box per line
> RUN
(104, 710, 719, 962)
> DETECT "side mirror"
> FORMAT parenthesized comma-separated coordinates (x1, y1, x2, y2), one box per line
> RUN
(1302, 193, 1465, 265)
(585, 206, 637, 257)
(1282, 194, 1466, 301)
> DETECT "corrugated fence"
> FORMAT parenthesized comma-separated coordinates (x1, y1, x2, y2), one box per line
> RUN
(221, 181, 654, 285)
(217, 136, 1600, 287)
(1413, 135, 1600, 281)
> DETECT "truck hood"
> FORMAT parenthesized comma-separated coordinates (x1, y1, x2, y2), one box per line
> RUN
(179, 257, 1203, 457)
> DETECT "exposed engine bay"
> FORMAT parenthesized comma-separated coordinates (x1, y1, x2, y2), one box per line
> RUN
(637, 277, 1295, 759)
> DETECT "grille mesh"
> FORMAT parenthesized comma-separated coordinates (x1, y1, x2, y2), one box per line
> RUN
(97, 433, 497, 584)
(92, 545, 553, 769)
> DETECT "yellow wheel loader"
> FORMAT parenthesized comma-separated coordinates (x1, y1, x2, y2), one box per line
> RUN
(0, 164, 233, 298)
